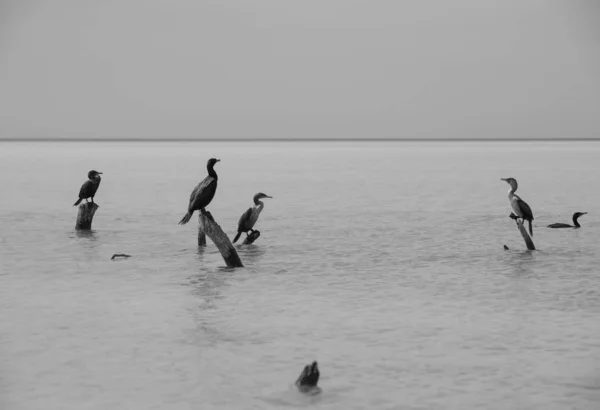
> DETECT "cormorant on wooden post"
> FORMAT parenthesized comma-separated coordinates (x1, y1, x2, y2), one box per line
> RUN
(501, 177, 535, 250)
(233, 192, 272, 244)
(179, 158, 220, 225)
(73, 170, 102, 230)
(73, 170, 102, 206)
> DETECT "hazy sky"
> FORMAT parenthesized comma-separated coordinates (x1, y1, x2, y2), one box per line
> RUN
(1, 0, 599, 139)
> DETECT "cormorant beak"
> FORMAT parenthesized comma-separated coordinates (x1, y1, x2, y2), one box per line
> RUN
(97, 172, 103, 174)
(265, 195, 273, 199)
(500, 178, 507, 182)
(216, 159, 221, 162)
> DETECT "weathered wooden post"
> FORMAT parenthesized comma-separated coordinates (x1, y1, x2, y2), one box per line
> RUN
(75, 203, 99, 230)
(198, 214, 206, 246)
(111, 254, 131, 260)
(198, 212, 244, 268)
(242, 230, 261, 245)
(509, 213, 535, 250)
(295, 361, 321, 395)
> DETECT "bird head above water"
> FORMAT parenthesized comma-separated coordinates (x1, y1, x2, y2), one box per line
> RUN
(573, 212, 587, 221)
(88, 170, 103, 179)
(207, 158, 221, 167)
(500, 177, 518, 191)
(253, 192, 273, 204)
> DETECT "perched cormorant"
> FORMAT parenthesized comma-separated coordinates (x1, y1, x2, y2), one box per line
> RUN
(233, 192, 272, 243)
(73, 170, 103, 206)
(178, 158, 220, 225)
(548, 212, 587, 229)
(501, 177, 535, 236)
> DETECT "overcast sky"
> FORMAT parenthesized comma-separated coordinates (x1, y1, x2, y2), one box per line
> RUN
(1, 0, 599, 140)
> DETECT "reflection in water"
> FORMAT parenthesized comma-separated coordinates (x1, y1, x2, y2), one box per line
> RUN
(185, 269, 234, 346)
(187, 270, 228, 305)
(69, 229, 105, 261)
(73, 229, 98, 240)
(196, 245, 206, 262)
(237, 245, 266, 266)
(503, 249, 537, 277)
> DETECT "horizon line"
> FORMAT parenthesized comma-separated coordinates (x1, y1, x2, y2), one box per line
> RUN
(1, 137, 599, 143)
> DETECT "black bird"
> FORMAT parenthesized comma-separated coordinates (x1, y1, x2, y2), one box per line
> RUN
(501, 177, 535, 236)
(233, 192, 272, 243)
(73, 170, 103, 206)
(548, 212, 587, 229)
(178, 158, 220, 225)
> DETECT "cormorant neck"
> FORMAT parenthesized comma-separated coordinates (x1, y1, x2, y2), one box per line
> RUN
(254, 197, 264, 207)
(207, 164, 218, 178)
(573, 215, 581, 227)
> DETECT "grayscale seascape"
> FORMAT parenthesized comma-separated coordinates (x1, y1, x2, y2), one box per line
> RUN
(1, 140, 599, 409)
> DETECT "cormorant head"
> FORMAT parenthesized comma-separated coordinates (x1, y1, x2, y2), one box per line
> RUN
(500, 177, 518, 190)
(254, 192, 273, 200)
(574, 212, 587, 219)
(88, 170, 103, 179)
(207, 158, 220, 168)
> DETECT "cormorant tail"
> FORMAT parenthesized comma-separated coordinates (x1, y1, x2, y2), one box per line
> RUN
(73, 198, 82, 206)
(178, 211, 193, 225)
(528, 220, 533, 237)
(233, 232, 242, 244)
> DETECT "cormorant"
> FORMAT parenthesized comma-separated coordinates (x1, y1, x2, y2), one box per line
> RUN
(548, 212, 587, 228)
(178, 158, 220, 225)
(501, 177, 534, 236)
(233, 192, 272, 243)
(73, 170, 103, 206)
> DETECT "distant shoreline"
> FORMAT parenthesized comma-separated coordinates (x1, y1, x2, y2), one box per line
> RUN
(0, 138, 599, 143)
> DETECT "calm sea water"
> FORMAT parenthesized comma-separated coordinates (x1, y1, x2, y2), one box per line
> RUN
(1, 141, 599, 410)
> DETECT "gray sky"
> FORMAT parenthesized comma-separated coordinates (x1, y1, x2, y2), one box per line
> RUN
(1, 0, 599, 140)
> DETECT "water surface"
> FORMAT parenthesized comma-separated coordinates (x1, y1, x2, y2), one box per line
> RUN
(1, 141, 599, 409)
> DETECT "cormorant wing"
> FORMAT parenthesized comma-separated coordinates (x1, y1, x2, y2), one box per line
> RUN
(237, 207, 253, 231)
(189, 176, 215, 203)
(515, 195, 534, 220)
(78, 180, 93, 198)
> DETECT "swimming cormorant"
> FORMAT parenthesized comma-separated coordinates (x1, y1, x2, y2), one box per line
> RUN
(233, 192, 272, 243)
(501, 177, 534, 236)
(73, 170, 103, 206)
(178, 158, 220, 225)
(548, 212, 587, 228)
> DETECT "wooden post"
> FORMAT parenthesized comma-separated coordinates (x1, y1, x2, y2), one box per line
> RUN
(198, 212, 244, 268)
(509, 213, 535, 250)
(111, 254, 131, 260)
(198, 214, 206, 246)
(75, 203, 99, 230)
(242, 230, 261, 245)
(295, 361, 321, 395)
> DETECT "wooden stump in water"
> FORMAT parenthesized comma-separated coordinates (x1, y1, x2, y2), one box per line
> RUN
(242, 230, 261, 245)
(198, 214, 206, 246)
(75, 202, 99, 230)
(198, 212, 244, 268)
(111, 253, 131, 260)
(295, 361, 321, 395)
(509, 213, 535, 250)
